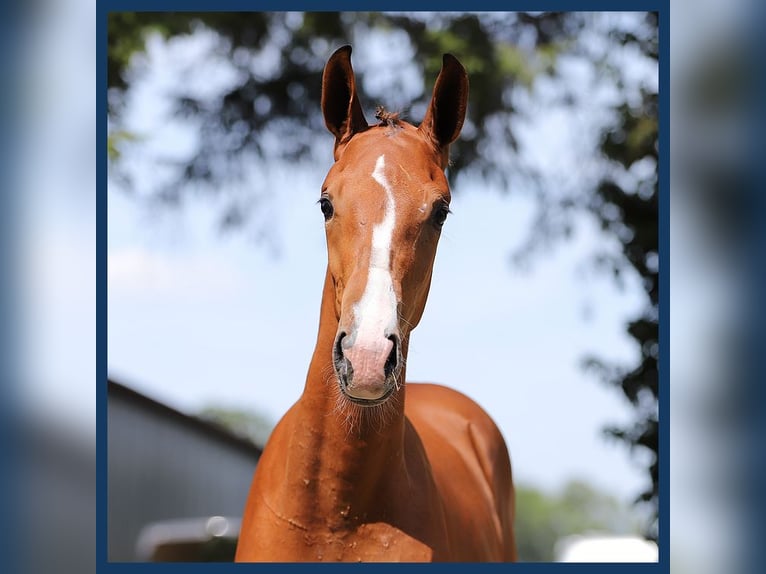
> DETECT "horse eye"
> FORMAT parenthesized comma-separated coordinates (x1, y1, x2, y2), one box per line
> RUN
(319, 197, 334, 221)
(432, 203, 451, 228)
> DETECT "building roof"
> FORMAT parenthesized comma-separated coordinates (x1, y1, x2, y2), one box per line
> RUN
(108, 378, 263, 458)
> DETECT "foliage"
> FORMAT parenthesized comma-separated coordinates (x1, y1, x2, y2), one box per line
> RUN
(581, 14, 659, 539)
(107, 12, 577, 206)
(515, 479, 643, 561)
(108, 11, 659, 538)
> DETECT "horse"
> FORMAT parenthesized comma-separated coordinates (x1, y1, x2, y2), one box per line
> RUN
(235, 45, 516, 562)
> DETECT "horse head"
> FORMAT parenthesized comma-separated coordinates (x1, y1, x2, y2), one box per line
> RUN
(320, 46, 468, 406)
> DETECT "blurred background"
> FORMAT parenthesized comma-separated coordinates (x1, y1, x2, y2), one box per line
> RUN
(2, 1, 764, 572)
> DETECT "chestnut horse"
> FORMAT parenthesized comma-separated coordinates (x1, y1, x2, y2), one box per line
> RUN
(235, 46, 516, 562)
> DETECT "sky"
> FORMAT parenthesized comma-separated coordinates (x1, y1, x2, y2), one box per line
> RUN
(106, 15, 654, 515)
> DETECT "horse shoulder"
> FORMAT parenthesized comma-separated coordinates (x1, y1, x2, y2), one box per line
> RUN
(405, 383, 516, 561)
(405, 383, 511, 474)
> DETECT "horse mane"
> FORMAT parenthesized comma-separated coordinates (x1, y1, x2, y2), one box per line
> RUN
(375, 105, 402, 128)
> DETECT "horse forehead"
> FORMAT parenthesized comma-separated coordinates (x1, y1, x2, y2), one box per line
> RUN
(332, 131, 442, 193)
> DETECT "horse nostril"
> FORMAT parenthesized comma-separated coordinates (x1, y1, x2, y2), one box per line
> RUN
(384, 335, 399, 379)
(334, 332, 351, 384)
(334, 332, 346, 363)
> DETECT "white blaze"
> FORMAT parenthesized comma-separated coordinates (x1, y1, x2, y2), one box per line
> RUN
(352, 155, 398, 346)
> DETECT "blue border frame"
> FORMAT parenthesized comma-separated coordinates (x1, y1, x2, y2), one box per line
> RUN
(97, 2, 108, 569)
(0, 1, 21, 573)
(657, 5, 669, 567)
(103, 1, 662, 11)
(98, 2, 669, 571)
(746, 1, 766, 568)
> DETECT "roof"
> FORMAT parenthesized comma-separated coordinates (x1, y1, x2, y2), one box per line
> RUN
(108, 378, 264, 458)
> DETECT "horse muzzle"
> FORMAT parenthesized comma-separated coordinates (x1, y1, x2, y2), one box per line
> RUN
(333, 330, 402, 406)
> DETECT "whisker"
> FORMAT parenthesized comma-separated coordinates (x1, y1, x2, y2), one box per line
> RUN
(315, 354, 407, 437)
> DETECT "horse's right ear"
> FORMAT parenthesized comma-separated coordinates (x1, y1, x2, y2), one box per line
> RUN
(321, 46, 369, 153)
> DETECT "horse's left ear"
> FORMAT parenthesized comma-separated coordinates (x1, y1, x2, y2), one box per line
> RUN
(419, 54, 469, 166)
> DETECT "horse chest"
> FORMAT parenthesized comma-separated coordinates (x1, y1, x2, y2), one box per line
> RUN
(292, 522, 436, 562)
(239, 430, 450, 561)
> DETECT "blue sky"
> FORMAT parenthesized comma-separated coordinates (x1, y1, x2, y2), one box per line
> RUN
(107, 16, 654, 514)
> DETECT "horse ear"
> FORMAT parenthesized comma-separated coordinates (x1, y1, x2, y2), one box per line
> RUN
(321, 45, 369, 149)
(419, 54, 469, 164)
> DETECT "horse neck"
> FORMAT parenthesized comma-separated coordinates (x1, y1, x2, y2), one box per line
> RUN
(284, 268, 410, 514)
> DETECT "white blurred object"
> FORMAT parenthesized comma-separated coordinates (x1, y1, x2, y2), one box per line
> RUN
(555, 535, 658, 562)
(135, 516, 241, 561)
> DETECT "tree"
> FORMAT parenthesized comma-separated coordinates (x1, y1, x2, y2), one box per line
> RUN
(108, 11, 660, 537)
(515, 479, 643, 561)
(584, 88, 659, 539)
(107, 12, 576, 213)
(581, 15, 659, 538)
